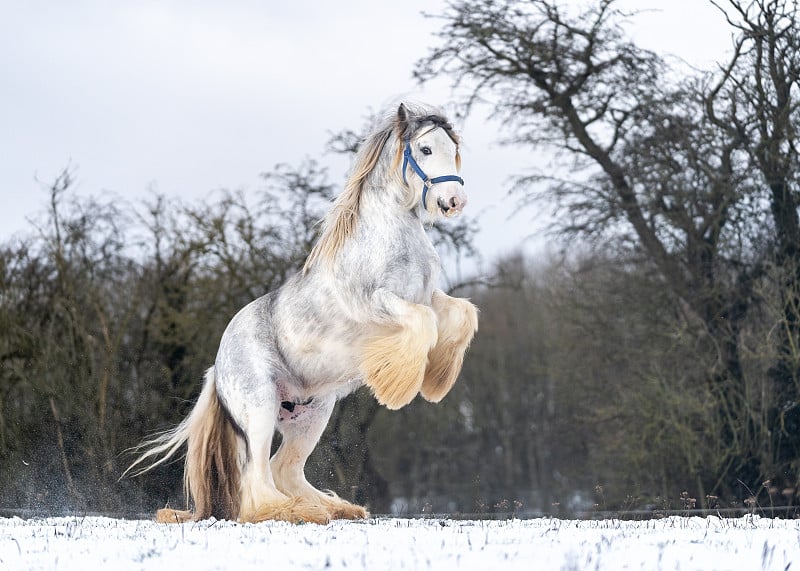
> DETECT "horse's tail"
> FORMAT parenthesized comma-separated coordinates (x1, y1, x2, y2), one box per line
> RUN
(123, 367, 241, 521)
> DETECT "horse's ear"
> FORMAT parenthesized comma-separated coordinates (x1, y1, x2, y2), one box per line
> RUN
(395, 103, 410, 140)
(397, 103, 408, 125)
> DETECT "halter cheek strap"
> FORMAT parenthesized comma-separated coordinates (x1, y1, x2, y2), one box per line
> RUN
(402, 139, 464, 210)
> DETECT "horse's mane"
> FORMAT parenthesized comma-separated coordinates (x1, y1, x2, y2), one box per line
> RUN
(303, 103, 460, 273)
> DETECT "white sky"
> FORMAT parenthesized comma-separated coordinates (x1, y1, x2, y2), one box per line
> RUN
(1, 1, 734, 270)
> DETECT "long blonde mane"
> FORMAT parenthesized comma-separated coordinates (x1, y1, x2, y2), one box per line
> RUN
(303, 123, 397, 273)
(303, 104, 460, 273)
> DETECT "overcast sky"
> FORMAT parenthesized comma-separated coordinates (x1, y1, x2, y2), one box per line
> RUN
(1, 1, 734, 271)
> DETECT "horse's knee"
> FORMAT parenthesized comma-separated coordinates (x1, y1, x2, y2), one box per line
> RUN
(404, 303, 439, 346)
(432, 292, 478, 344)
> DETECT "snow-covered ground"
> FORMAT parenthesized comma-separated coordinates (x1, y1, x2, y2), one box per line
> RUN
(1, 515, 798, 570)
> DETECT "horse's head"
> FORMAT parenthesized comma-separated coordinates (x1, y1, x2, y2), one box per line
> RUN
(395, 104, 467, 218)
(303, 102, 468, 272)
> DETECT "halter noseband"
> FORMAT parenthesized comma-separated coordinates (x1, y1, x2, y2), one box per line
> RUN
(402, 137, 464, 210)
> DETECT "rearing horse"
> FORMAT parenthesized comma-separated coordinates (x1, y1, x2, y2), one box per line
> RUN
(126, 102, 479, 524)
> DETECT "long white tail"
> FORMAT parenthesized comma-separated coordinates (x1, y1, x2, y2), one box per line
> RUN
(124, 367, 241, 520)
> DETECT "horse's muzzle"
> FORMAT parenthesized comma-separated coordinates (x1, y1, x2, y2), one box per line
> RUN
(437, 193, 467, 217)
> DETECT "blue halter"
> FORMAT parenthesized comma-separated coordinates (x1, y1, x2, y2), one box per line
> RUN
(402, 138, 464, 210)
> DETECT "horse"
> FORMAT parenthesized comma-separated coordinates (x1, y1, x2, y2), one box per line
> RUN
(125, 102, 479, 524)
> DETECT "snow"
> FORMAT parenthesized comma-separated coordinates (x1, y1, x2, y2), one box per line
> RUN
(1, 515, 798, 570)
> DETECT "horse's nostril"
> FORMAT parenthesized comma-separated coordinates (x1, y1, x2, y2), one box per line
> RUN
(449, 197, 459, 208)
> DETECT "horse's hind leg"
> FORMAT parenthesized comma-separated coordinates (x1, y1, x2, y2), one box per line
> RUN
(271, 396, 368, 520)
(421, 289, 479, 403)
(228, 387, 330, 524)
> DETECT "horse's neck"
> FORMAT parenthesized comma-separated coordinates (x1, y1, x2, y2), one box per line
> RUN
(358, 181, 425, 238)
(348, 181, 438, 301)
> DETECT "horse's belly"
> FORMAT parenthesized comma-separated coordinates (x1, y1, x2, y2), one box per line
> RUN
(282, 329, 364, 392)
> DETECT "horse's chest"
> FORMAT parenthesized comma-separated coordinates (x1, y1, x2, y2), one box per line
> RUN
(385, 245, 439, 302)
(348, 221, 440, 301)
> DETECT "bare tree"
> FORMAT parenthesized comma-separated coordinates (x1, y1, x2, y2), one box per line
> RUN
(417, 0, 800, 497)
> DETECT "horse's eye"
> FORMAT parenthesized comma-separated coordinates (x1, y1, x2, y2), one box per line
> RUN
(420, 146, 432, 155)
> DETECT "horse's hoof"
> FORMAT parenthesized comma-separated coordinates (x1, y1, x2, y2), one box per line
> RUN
(156, 508, 194, 524)
(329, 503, 369, 520)
(247, 496, 331, 525)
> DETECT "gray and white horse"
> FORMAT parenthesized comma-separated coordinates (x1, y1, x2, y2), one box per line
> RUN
(127, 102, 478, 524)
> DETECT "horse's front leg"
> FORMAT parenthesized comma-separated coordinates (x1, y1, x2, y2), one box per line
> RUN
(361, 289, 439, 410)
(421, 289, 479, 403)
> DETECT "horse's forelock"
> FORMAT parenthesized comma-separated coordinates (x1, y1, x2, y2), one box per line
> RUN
(396, 108, 459, 145)
(405, 112, 461, 170)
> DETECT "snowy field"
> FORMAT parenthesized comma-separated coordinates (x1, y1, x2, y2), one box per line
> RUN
(1, 515, 799, 570)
